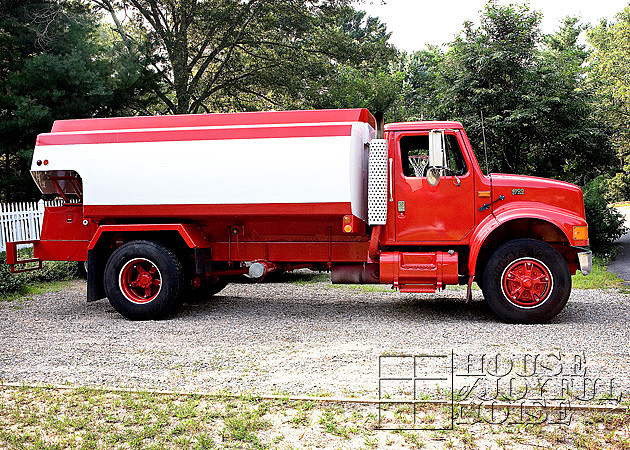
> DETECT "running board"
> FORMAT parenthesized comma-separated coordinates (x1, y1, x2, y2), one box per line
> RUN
(399, 284, 437, 293)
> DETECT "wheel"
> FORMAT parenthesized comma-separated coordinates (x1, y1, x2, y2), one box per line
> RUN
(481, 239, 571, 323)
(104, 240, 183, 320)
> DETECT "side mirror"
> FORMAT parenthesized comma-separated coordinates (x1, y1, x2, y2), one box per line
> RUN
(428, 130, 445, 185)
(427, 167, 441, 186)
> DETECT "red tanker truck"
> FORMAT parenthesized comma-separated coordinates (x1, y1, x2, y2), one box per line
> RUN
(6, 108, 591, 323)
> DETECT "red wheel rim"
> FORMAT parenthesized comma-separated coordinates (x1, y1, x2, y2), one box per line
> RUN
(119, 258, 162, 304)
(501, 258, 552, 308)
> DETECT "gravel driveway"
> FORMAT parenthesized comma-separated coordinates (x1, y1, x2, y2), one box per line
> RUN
(1, 276, 629, 401)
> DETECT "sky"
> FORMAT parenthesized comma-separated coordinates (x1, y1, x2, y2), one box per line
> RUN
(353, 0, 630, 51)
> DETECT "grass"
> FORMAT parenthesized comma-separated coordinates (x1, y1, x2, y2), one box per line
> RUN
(1, 249, 81, 299)
(1, 385, 629, 450)
(572, 256, 628, 290)
(0, 279, 73, 302)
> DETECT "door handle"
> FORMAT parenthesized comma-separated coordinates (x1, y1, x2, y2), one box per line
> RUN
(388, 158, 393, 202)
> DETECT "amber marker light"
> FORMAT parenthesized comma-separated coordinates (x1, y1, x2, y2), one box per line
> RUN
(342, 215, 353, 233)
(573, 226, 588, 241)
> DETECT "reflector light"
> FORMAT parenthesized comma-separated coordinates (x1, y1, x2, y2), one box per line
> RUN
(343, 224, 353, 233)
(343, 215, 352, 224)
(573, 226, 588, 241)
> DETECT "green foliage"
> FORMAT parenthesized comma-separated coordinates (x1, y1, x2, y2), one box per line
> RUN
(92, 0, 395, 113)
(398, 47, 443, 121)
(0, 258, 26, 295)
(588, 6, 630, 202)
(304, 66, 405, 116)
(583, 177, 626, 256)
(425, 3, 614, 184)
(0, 251, 80, 297)
(95, 1, 399, 115)
(0, 0, 154, 202)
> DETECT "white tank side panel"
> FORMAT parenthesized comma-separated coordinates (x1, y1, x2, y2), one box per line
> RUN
(33, 136, 355, 206)
(348, 123, 373, 222)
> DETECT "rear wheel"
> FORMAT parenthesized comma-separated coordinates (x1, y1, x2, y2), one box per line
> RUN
(104, 240, 183, 320)
(481, 239, 571, 323)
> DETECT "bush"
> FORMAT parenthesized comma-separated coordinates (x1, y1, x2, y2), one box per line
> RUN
(583, 177, 627, 256)
(0, 256, 27, 295)
(0, 250, 80, 297)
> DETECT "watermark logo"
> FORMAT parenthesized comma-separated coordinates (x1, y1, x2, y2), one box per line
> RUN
(377, 352, 624, 430)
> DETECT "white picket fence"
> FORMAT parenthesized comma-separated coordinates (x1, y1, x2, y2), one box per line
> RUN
(0, 200, 66, 252)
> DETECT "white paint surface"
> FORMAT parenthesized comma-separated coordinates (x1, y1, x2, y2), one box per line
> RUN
(31, 123, 373, 219)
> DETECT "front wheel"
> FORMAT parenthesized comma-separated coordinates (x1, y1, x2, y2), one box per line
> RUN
(481, 239, 571, 323)
(104, 240, 183, 320)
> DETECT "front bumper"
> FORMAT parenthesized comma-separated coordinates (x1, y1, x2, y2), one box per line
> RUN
(577, 249, 593, 276)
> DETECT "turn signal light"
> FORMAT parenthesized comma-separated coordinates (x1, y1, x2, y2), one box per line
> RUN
(573, 226, 588, 241)
(343, 215, 354, 233)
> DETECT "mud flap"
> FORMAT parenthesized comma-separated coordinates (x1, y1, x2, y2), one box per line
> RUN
(87, 250, 105, 302)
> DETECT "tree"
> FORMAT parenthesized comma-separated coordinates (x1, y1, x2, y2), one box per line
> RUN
(294, 7, 404, 117)
(532, 17, 614, 184)
(400, 47, 443, 121)
(92, 0, 396, 114)
(434, 1, 543, 175)
(0, 0, 154, 202)
(431, 2, 613, 184)
(588, 5, 630, 201)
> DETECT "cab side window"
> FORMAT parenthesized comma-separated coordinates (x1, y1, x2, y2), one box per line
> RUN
(400, 133, 467, 178)
(445, 134, 467, 176)
(400, 135, 429, 177)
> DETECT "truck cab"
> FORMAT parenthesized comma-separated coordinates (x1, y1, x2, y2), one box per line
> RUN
(364, 120, 591, 322)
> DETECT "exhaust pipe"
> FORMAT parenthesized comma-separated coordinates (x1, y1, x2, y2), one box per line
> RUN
(374, 111, 385, 139)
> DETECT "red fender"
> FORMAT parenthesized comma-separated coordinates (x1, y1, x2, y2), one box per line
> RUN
(468, 202, 589, 276)
(88, 223, 211, 250)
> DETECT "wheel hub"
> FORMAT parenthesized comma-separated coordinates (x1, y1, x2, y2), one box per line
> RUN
(502, 258, 552, 308)
(119, 258, 162, 304)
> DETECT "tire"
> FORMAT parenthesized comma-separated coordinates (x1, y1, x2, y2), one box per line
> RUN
(104, 240, 183, 320)
(481, 239, 571, 324)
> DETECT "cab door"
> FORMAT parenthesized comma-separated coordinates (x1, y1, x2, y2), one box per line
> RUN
(394, 130, 475, 243)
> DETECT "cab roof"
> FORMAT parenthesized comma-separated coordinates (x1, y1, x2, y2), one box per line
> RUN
(385, 121, 463, 132)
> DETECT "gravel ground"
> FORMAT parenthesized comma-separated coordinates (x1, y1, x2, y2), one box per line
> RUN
(1, 276, 629, 403)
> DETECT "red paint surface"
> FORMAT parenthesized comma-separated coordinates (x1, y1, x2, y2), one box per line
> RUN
(50, 108, 376, 133)
(37, 124, 354, 146)
(392, 130, 476, 243)
(84, 202, 352, 220)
